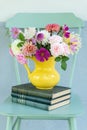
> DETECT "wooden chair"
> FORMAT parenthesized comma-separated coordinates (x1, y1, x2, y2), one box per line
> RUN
(0, 13, 84, 130)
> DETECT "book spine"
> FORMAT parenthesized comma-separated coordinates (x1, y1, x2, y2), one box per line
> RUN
(12, 97, 49, 110)
(11, 92, 71, 105)
(12, 87, 52, 99)
(12, 97, 70, 111)
(11, 92, 50, 104)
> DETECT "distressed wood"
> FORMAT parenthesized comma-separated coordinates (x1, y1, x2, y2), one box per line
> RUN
(6, 116, 13, 130)
(68, 118, 77, 130)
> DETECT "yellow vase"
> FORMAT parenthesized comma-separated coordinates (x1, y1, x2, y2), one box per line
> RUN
(24, 56, 60, 90)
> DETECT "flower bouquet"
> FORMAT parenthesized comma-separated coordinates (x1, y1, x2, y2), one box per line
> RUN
(9, 24, 81, 70)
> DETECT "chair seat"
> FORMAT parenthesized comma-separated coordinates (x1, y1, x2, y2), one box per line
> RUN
(0, 94, 84, 120)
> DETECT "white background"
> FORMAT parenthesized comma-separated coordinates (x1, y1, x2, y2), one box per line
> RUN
(0, 0, 87, 21)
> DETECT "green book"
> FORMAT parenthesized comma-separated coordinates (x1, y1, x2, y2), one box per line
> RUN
(11, 92, 71, 105)
(12, 83, 71, 99)
(12, 97, 70, 111)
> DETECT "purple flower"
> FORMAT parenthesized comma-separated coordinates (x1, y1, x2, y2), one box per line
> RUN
(35, 47, 50, 62)
(36, 33, 44, 41)
(64, 32, 70, 38)
(32, 38, 36, 44)
(63, 25, 69, 31)
(11, 27, 20, 39)
(70, 44, 77, 53)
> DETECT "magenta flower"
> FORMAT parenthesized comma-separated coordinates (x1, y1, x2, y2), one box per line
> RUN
(35, 48, 50, 62)
(36, 33, 44, 41)
(63, 25, 69, 31)
(64, 32, 70, 38)
(11, 27, 20, 39)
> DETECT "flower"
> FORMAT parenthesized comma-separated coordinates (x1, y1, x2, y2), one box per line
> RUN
(64, 32, 70, 38)
(35, 48, 50, 62)
(11, 39, 21, 55)
(36, 33, 44, 41)
(49, 35, 63, 44)
(11, 27, 20, 39)
(46, 24, 60, 32)
(22, 42, 37, 57)
(9, 48, 14, 56)
(9, 23, 81, 70)
(16, 54, 27, 64)
(50, 42, 70, 57)
(63, 25, 69, 31)
(24, 28, 36, 39)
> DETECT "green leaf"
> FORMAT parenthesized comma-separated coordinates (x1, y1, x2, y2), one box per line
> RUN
(62, 56, 69, 61)
(18, 33, 25, 41)
(61, 61, 67, 70)
(37, 42, 42, 49)
(9, 44, 11, 47)
(45, 44, 50, 51)
(55, 56, 61, 62)
(17, 42, 24, 47)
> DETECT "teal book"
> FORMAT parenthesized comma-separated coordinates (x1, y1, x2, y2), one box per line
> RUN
(12, 83, 71, 99)
(11, 92, 71, 105)
(12, 97, 70, 111)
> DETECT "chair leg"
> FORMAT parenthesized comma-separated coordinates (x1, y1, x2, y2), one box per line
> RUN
(68, 118, 77, 130)
(13, 118, 21, 130)
(6, 116, 13, 130)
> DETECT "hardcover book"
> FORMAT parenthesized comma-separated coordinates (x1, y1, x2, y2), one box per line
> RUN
(11, 92, 71, 105)
(12, 83, 71, 99)
(12, 97, 70, 111)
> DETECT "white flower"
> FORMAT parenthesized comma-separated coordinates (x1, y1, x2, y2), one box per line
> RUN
(11, 39, 21, 55)
(24, 28, 36, 39)
(49, 35, 63, 44)
(50, 42, 70, 57)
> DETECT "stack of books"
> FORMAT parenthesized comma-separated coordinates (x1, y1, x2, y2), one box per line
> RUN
(11, 83, 71, 111)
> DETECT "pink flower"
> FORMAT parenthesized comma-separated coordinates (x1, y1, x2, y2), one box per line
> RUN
(11, 27, 20, 39)
(9, 48, 14, 56)
(49, 35, 62, 44)
(46, 24, 60, 32)
(16, 54, 27, 64)
(50, 42, 70, 57)
(22, 42, 37, 57)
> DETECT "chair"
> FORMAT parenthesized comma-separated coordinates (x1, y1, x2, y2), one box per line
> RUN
(0, 13, 84, 130)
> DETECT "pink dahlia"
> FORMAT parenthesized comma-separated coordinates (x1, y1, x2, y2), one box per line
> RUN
(50, 42, 70, 57)
(22, 42, 37, 57)
(45, 24, 60, 32)
(35, 48, 50, 62)
(11, 27, 20, 39)
(16, 54, 27, 64)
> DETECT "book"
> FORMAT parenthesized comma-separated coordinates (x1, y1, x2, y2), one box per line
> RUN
(12, 97, 70, 111)
(12, 83, 71, 99)
(11, 92, 71, 105)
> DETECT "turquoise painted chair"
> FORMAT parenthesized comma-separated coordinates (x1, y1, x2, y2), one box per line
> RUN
(0, 13, 84, 130)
